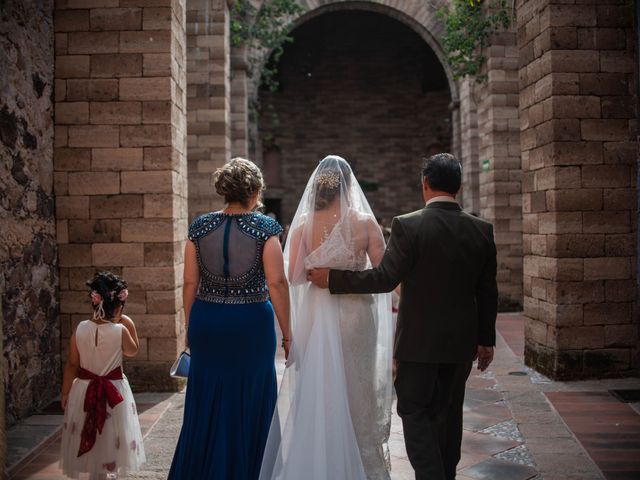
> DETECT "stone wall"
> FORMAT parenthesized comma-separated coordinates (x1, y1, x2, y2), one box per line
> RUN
(258, 10, 452, 223)
(1, 0, 58, 426)
(518, 0, 638, 378)
(459, 78, 480, 215)
(53, 0, 188, 391)
(186, 0, 230, 219)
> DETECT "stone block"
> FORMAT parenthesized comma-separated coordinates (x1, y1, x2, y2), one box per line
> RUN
(603, 141, 636, 165)
(143, 53, 171, 76)
(55, 171, 69, 195)
(602, 96, 635, 119)
(55, 55, 90, 78)
(556, 326, 603, 350)
(605, 233, 635, 257)
(544, 4, 596, 28)
(143, 193, 179, 217)
(56, 195, 90, 219)
(143, 146, 175, 170)
(90, 194, 144, 219)
(56, 0, 119, 7)
(535, 119, 580, 144)
(548, 280, 604, 304)
(545, 188, 602, 212)
(546, 234, 605, 258)
(584, 302, 632, 325)
(144, 242, 181, 267)
(120, 30, 171, 53)
(584, 348, 631, 375)
(548, 50, 599, 73)
(55, 9, 90, 31)
(90, 54, 142, 78)
(58, 244, 92, 267)
(121, 171, 174, 194)
(56, 101, 89, 124)
(605, 279, 636, 302)
(535, 166, 581, 190)
(68, 219, 121, 243)
(90, 7, 142, 31)
(92, 148, 144, 171)
(538, 257, 584, 281)
(582, 165, 632, 188)
(122, 266, 177, 290)
(596, 4, 633, 28)
(68, 32, 119, 54)
(142, 101, 171, 123)
(133, 314, 179, 337)
(60, 290, 91, 314)
(539, 301, 584, 327)
(583, 211, 630, 233)
(56, 79, 66, 102)
(538, 212, 582, 234)
(148, 337, 181, 362)
(120, 124, 172, 147)
(579, 73, 629, 96)
(92, 243, 144, 266)
(121, 218, 175, 242)
(600, 51, 634, 73)
(119, 77, 172, 101)
(68, 171, 120, 195)
(550, 96, 600, 119)
(604, 324, 637, 348)
(581, 120, 631, 142)
(146, 289, 181, 314)
(143, 7, 172, 30)
(66, 79, 118, 101)
(577, 28, 627, 50)
(551, 141, 603, 166)
(90, 102, 142, 125)
(54, 148, 91, 171)
(584, 257, 631, 280)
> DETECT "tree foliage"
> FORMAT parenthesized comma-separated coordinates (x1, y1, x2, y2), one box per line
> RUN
(437, 0, 511, 83)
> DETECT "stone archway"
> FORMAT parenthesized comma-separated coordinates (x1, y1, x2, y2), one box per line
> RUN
(255, 8, 454, 223)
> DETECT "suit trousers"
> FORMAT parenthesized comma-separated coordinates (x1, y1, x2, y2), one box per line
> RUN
(394, 361, 473, 480)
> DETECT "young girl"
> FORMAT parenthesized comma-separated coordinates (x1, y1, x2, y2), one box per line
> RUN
(60, 271, 146, 479)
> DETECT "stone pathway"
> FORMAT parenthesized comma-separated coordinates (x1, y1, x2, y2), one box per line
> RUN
(7, 314, 640, 479)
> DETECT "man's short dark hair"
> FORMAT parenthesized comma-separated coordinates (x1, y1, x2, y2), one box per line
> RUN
(422, 153, 462, 194)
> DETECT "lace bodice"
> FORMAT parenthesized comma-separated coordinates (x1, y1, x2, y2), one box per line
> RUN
(188, 212, 283, 304)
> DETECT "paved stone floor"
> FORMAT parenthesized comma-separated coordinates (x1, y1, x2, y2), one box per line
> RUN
(7, 314, 640, 479)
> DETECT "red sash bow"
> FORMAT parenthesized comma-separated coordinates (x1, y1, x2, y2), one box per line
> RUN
(77, 366, 124, 457)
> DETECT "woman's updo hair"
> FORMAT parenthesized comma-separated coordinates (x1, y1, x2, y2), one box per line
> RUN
(314, 156, 352, 211)
(86, 271, 128, 321)
(213, 157, 265, 206)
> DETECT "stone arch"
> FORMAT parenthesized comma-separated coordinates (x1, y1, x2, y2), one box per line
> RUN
(245, 0, 457, 103)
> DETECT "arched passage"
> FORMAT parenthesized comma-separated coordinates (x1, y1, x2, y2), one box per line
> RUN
(257, 9, 453, 222)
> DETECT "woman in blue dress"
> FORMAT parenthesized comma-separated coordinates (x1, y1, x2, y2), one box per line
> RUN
(169, 158, 291, 479)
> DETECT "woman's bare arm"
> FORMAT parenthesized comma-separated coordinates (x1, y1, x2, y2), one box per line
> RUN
(183, 240, 200, 349)
(264, 235, 291, 358)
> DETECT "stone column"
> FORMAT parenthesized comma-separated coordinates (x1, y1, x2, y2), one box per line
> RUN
(1, 0, 58, 425)
(231, 45, 250, 158)
(54, 0, 188, 390)
(518, 0, 637, 378)
(186, 0, 231, 219)
(459, 77, 481, 215)
(477, 26, 523, 308)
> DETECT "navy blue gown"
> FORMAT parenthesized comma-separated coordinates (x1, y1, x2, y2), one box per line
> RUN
(169, 212, 283, 480)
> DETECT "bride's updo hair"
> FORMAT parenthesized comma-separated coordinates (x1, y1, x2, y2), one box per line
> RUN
(313, 156, 352, 211)
(213, 157, 264, 206)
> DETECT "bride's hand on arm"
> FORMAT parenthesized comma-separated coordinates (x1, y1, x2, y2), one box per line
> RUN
(264, 235, 291, 359)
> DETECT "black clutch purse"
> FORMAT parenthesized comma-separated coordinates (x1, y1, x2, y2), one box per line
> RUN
(170, 349, 191, 378)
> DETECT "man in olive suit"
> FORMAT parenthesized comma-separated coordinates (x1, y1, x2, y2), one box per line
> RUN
(308, 153, 498, 480)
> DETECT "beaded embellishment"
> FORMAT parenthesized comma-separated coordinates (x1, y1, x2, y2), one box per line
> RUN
(188, 212, 283, 304)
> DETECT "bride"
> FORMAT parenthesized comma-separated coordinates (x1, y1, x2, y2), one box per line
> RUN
(260, 155, 393, 480)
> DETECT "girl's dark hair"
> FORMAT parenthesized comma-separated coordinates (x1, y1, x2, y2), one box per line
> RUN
(86, 271, 128, 320)
(314, 157, 352, 211)
(213, 157, 265, 206)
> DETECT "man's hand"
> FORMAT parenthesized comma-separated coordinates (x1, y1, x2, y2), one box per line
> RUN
(307, 268, 330, 288)
(476, 345, 494, 372)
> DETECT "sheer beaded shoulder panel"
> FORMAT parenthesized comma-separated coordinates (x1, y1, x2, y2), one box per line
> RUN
(188, 212, 283, 304)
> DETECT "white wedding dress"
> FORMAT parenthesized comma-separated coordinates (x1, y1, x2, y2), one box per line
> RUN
(260, 156, 393, 480)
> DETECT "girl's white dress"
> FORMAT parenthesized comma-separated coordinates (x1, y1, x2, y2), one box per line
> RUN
(60, 320, 145, 478)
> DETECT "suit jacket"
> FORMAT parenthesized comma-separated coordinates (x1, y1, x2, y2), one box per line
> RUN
(329, 202, 498, 364)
